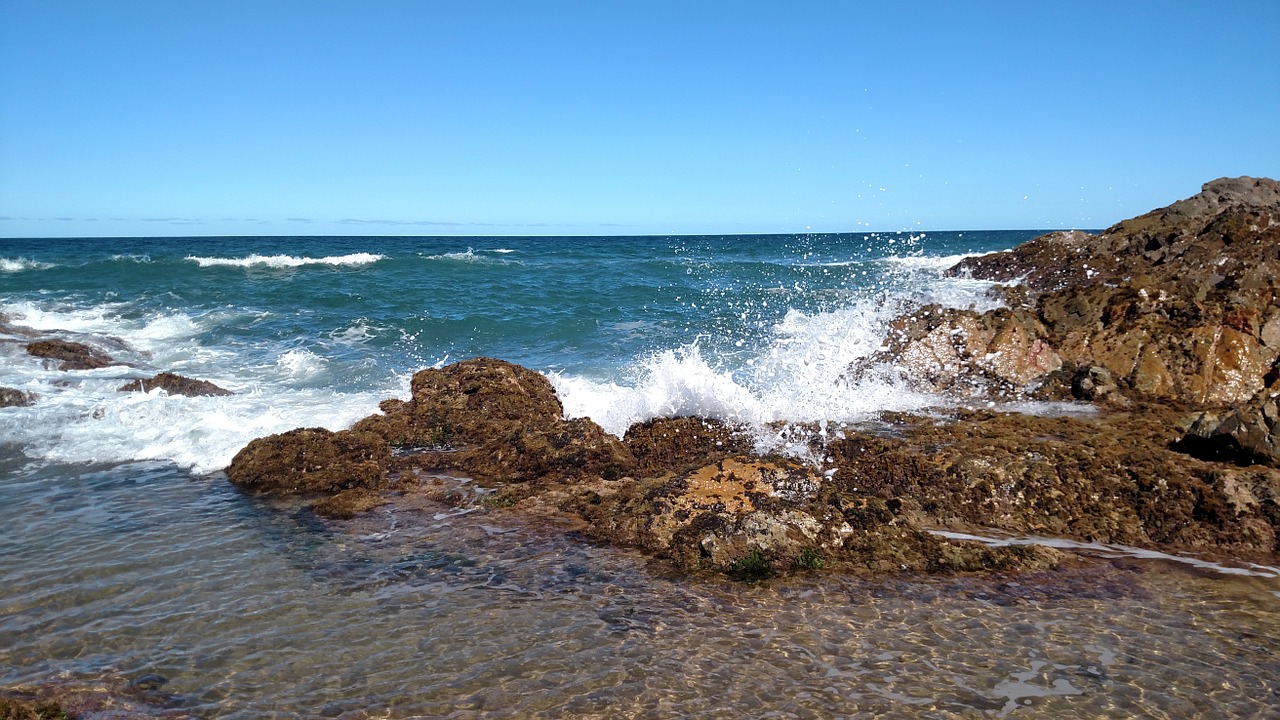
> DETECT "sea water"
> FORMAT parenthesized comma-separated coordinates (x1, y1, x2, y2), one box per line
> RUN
(2, 233, 1277, 718)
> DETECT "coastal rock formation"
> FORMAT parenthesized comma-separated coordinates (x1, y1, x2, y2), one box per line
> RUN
(850, 305, 1061, 396)
(562, 455, 1058, 577)
(623, 416, 756, 477)
(876, 176, 1280, 404)
(118, 372, 233, 397)
(25, 338, 116, 370)
(223, 179, 1280, 578)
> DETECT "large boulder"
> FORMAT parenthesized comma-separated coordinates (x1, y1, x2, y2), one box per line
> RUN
(226, 427, 390, 495)
(353, 358, 635, 483)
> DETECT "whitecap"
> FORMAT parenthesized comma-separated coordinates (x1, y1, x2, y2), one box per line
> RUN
(185, 253, 385, 268)
(0, 257, 55, 272)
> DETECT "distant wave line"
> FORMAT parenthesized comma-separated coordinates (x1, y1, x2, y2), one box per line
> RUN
(185, 253, 386, 268)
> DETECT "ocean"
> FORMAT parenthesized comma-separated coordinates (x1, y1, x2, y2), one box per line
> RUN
(2, 233, 1278, 718)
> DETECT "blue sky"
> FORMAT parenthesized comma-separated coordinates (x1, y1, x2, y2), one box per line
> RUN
(2, 1, 1277, 237)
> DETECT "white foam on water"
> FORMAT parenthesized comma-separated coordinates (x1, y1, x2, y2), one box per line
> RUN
(0, 257, 55, 272)
(0, 298, 396, 474)
(420, 247, 520, 264)
(185, 253, 385, 268)
(553, 256, 1005, 452)
(0, 382, 386, 475)
(554, 298, 948, 443)
(274, 348, 330, 381)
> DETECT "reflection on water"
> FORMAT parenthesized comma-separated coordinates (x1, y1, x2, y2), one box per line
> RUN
(2, 452, 1278, 719)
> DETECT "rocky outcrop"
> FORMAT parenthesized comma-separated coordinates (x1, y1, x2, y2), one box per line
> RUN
(873, 177, 1280, 405)
(118, 372, 233, 397)
(0, 387, 36, 407)
(623, 416, 756, 477)
(25, 338, 117, 370)
(353, 358, 635, 483)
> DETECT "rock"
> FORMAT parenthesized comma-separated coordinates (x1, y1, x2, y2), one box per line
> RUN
(25, 338, 116, 370)
(851, 305, 1061, 398)
(310, 487, 388, 519)
(623, 416, 756, 477)
(118, 372, 232, 397)
(564, 455, 1063, 577)
(876, 177, 1280, 405)
(567, 456, 845, 575)
(1176, 380, 1280, 467)
(354, 358, 635, 483)
(0, 387, 36, 407)
(826, 408, 1280, 554)
(226, 427, 390, 495)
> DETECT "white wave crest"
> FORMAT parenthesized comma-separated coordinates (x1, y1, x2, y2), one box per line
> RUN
(185, 253, 385, 268)
(1, 257, 54, 272)
(552, 296, 946, 444)
(419, 247, 519, 264)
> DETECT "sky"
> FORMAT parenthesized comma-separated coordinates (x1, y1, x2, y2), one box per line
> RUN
(1, 1, 1277, 238)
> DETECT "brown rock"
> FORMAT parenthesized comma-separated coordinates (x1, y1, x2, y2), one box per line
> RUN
(0, 387, 36, 407)
(623, 416, 755, 477)
(118, 372, 232, 397)
(828, 408, 1280, 555)
(356, 358, 635, 483)
(226, 427, 389, 495)
(876, 177, 1280, 406)
(25, 339, 116, 370)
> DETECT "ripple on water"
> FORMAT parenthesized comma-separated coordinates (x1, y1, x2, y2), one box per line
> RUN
(1, 456, 1278, 718)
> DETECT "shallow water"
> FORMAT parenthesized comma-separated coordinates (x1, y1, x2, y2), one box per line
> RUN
(2, 450, 1277, 719)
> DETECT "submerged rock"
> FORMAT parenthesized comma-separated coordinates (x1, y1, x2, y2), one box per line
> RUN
(25, 338, 116, 370)
(0, 387, 36, 407)
(118, 372, 233, 397)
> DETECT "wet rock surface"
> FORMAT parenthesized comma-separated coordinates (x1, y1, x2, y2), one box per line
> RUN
(224, 179, 1280, 579)
(0, 387, 36, 407)
(25, 338, 117, 371)
(117, 372, 233, 397)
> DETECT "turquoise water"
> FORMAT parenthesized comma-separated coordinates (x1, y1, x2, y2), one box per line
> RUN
(3, 233, 1278, 718)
